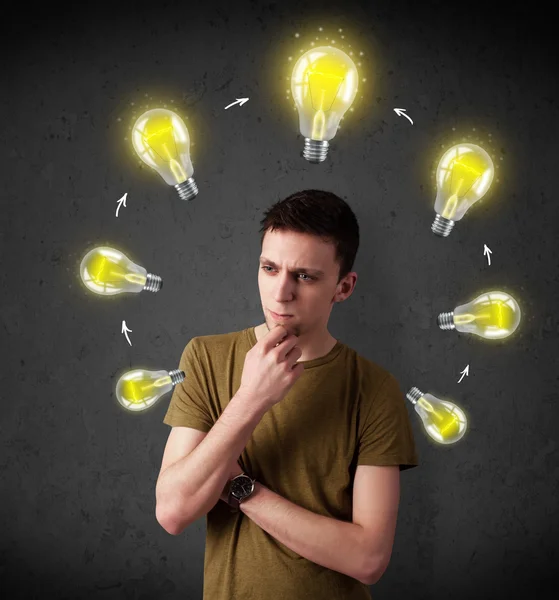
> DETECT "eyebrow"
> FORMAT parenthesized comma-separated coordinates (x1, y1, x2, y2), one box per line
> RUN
(259, 256, 325, 276)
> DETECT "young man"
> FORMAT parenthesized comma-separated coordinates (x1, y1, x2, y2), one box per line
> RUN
(156, 189, 419, 599)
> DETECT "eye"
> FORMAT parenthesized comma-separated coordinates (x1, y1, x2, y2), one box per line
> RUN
(260, 266, 314, 281)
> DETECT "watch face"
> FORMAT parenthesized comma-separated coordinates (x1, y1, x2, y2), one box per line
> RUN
(231, 475, 254, 499)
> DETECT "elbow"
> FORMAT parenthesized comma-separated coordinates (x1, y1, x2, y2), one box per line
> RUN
(362, 553, 390, 586)
(156, 504, 186, 536)
(155, 485, 219, 535)
(155, 483, 191, 535)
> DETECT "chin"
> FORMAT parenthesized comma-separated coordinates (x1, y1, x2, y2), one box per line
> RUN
(280, 322, 301, 337)
(266, 317, 299, 336)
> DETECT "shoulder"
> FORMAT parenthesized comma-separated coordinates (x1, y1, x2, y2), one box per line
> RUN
(182, 328, 247, 359)
(349, 348, 396, 397)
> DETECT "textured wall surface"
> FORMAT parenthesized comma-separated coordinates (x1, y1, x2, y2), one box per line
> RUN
(1, 0, 558, 598)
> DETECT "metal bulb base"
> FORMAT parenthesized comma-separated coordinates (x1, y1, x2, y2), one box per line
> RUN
(144, 273, 163, 293)
(175, 177, 198, 201)
(431, 214, 455, 237)
(437, 311, 455, 330)
(168, 369, 186, 386)
(406, 387, 423, 404)
(303, 138, 329, 163)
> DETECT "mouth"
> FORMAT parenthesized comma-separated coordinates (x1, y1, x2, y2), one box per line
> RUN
(270, 310, 293, 320)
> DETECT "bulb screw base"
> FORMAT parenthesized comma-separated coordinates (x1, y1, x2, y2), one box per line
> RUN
(431, 214, 455, 237)
(168, 369, 186, 386)
(144, 273, 163, 293)
(175, 177, 198, 201)
(406, 387, 424, 404)
(303, 138, 329, 163)
(437, 311, 455, 330)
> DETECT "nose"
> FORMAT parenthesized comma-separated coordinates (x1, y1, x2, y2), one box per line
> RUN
(273, 272, 297, 299)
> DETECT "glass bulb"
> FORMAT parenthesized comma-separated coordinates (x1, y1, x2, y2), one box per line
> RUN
(132, 108, 198, 201)
(116, 368, 185, 412)
(432, 143, 494, 236)
(438, 290, 521, 340)
(406, 387, 467, 445)
(291, 46, 359, 163)
(79, 246, 162, 296)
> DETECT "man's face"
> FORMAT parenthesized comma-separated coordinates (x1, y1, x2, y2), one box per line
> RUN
(257, 229, 344, 337)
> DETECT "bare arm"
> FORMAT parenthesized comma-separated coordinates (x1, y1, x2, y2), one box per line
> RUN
(156, 389, 264, 535)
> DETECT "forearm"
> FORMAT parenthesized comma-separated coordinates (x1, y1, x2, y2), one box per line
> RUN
(156, 390, 264, 534)
(238, 482, 373, 585)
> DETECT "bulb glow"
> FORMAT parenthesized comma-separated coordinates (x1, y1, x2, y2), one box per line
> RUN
(291, 46, 359, 162)
(79, 246, 162, 296)
(432, 143, 494, 236)
(132, 108, 198, 201)
(407, 387, 467, 444)
(116, 368, 185, 412)
(438, 290, 521, 339)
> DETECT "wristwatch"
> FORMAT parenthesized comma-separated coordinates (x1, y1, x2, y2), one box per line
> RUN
(227, 473, 256, 512)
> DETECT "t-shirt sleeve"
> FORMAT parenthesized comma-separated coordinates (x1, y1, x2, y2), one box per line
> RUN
(162, 338, 214, 432)
(357, 373, 419, 471)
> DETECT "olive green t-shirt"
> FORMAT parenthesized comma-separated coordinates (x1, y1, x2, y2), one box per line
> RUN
(163, 326, 419, 600)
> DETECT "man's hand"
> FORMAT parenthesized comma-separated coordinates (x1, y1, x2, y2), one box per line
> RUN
(219, 461, 244, 503)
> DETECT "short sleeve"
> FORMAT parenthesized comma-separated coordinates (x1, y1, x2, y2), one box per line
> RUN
(162, 338, 213, 432)
(357, 373, 419, 471)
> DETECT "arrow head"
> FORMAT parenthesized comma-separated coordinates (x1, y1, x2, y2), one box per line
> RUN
(483, 244, 492, 255)
(237, 97, 249, 106)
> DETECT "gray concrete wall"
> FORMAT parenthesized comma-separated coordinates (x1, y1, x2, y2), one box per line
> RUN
(1, 0, 558, 598)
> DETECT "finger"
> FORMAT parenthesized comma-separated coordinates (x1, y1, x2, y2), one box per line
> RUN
(265, 324, 289, 350)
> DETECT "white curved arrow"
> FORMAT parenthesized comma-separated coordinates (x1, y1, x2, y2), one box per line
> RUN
(224, 98, 249, 110)
(394, 108, 414, 125)
(458, 364, 470, 383)
(116, 193, 127, 218)
(122, 320, 133, 346)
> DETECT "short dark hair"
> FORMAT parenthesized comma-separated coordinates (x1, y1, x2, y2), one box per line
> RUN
(259, 189, 360, 284)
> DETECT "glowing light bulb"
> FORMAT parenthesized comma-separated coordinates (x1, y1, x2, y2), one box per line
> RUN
(432, 143, 494, 236)
(80, 246, 162, 296)
(132, 108, 198, 201)
(438, 290, 521, 340)
(116, 368, 185, 412)
(291, 46, 359, 163)
(406, 387, 467, 444)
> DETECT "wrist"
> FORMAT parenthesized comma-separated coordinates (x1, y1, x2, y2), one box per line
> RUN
(219, 472, 241, 504)
(221, 472, 258, 510)
(232, 388, 266, 420)
(239, 480, 263, 512)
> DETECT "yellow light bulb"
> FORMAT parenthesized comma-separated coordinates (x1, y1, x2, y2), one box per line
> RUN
(132, 108, 198, 201)
(406, 387, 467, 445)
(116, 368, 185, 412)
(79, 246, 162, 296)
(432, 143, 494, 236)
(438, 290, 521, 340)
(291, 45, 359, 162)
